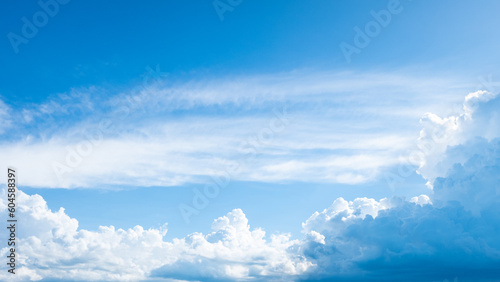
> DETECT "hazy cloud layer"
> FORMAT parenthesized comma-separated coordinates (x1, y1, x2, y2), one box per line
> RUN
(0, 71, 470, 188)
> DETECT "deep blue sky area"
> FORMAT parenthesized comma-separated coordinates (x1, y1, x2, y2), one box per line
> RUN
(1, 0, 500, 105)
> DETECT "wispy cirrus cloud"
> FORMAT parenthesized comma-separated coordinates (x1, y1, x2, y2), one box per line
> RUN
(0, 70, 475, 189)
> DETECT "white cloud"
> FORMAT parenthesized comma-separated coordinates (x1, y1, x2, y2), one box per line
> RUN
(3, 78, 500, 281)
(295, 90, 500, 280)
(301, 197, 397, 237)
(417, 90, 500, 187)
(0, 71, 471, 189)
(0, 189, 312, 281)
(2, 88, 500, 280)
(409, 194, 432, 206)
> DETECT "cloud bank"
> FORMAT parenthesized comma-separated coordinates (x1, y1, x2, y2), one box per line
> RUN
(1, 89, 500, 281)
(0, 190, 311, 281)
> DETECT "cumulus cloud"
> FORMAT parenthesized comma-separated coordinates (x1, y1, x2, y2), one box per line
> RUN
(409, 194, 432, 206)
(299, 197, 500, 281)
(296, 90, 500, 280)
(0, 189, 312, 281)
(417, 90, 500, 186)
(432, 137, 500, 214)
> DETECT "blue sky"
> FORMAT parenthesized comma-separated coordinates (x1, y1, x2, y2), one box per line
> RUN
(1, 0, 500, 281)
(2, 0, 500, 102)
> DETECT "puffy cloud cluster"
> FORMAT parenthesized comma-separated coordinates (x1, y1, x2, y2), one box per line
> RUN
(151, 210, 312, 281)
(0, 189, 312, 281)
(432, 137, 500, 213)
(417, 90, 500, 186)
(299, 195, 500, 281)
(295, 91, 500, 280)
